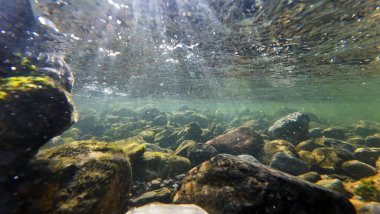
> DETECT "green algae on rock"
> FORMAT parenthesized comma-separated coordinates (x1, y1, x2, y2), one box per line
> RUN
(11, 140, 132, 214)
(0, 76, 77, 180)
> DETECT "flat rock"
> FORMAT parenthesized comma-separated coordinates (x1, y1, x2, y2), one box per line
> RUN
(174, 154, 355, 214)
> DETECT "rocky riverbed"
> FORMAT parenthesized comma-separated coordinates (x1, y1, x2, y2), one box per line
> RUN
(2, 98, 379, 213)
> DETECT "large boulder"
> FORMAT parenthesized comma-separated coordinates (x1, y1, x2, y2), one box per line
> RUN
(268, 112, 310, 144)
(8, 141, 132, 214)
(0, 76, 77, 180)
(206, 127, 264, 157)
(173, 154, 355, 214)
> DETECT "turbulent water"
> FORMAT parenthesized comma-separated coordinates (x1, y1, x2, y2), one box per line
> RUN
(29, 0, 380, 106)
(2, 0, 380, 213)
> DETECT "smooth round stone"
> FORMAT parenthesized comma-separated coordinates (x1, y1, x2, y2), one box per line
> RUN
(341, 160, 377, 179)
(297, 171, 322, 183)
(269, 152, 310, 175)
(365, 135, 380, 147)
(126, 203, 208, 214)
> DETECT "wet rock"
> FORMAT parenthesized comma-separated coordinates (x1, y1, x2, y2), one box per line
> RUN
(346, 136, 366, 146)
(365, 134, 380, 147)
(315, 137, 356, 152)
(298, 150, 318, 166)
(268, 112, 310, 144)
(126, 203, 208, 214)
(18, 141, 132, 214)
(262, 139, 297, 164)
(353, 148, 380, 166)
(322, 127, 346, 139)
(295, 140, 324, 152)
(345, 175, 380, 201)
(237, 154, 260, 164)
(173, 154, 355, 214)
(129, 187, 172, 207)
(175, 140, 197, 157)
(206, 127, 264, 157)
(133, 151, 191, 181)
(187, 143, 217, 166)
(356, 202, 380, 214)
(187, 113, 210, 128)
(0, 76, 77, 181)
(75, 114, 105, 136)
(309, 128, 323, 138)
(354, 121, 379, 137)
(138, 130, 156, 143)
(316, 179, 351, 196)
(151, 115, 168, 126)
(269, 152, 309, 175)
(341, 160, 377, 179)
(154, 128, 179, 149)
(297, 171, 322, 183)
(311, 148, 343, 174)
(141, 107, 161, 121)
(178, 122, 203, 142)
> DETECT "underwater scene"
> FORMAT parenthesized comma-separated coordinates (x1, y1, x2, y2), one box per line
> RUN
(1, 0, 380, 213)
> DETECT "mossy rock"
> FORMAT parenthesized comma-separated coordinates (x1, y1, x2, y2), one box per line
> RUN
(138, 129, 156, 143)
(16, 140, 132, 214)
(133, 151, 191, 181)
(0, 76, 77, 180)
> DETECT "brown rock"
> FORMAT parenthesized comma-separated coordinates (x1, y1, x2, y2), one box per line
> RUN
(206, 127, 263, 156)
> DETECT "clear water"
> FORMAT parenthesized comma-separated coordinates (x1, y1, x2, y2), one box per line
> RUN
(2, 0, 380, 213)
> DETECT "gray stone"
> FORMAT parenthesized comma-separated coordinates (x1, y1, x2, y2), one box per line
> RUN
(268, 112, 310, 144)
(341, 160, 377, 179)
(297, 171, 322, 183)
(270, 152, 310, 175)
(353, 147, 380, 166)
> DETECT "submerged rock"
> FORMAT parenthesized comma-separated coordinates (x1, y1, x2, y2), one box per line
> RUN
(365, 134, 380, 148)
(129, 187, 172, 207)
(269, 152, 309, 175)
(187, 143, 217, 166)
(173, 154, 355, 214)
(297, 171, 322, 183)
(133, 151, 191, 181)
(16, 141, 132, 214)
(315, 179, 351, 197)
(262, 139, 297, 164)
(322, 127, 346, 139)
(0, 76, 77, 180)
(268, 112, 310, 144)
(341, 160, 377, 180)
(206, 127, 264, 157)
(353, 148, 380, 166)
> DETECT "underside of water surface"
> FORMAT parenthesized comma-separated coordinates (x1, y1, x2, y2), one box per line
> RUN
(1, 0, 380, 213)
